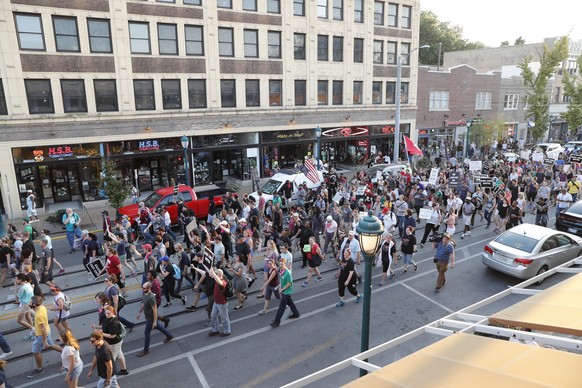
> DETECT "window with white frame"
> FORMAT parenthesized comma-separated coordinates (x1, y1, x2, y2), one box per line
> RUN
(129, 22, 150, 54)
(185, 25, 203, 55)
(387, 3, 398, 27)
(386, 41, 397, 64)
(476, 91, 492, 109)
(218, 27, 234, 57)
(333, 0, 343, 20)
(244, 29, 258, 58)
(354, 0, 364, 23)
(317, 0, 328, 19)
(374, 1, 384, 25)
(268, 31, 281, 59)
(504, 94, 519, 110)
(158, 23, 178, 55)
(15, 13, 45, 51)
(429, 91, 449, 111)
(401, 42, 411, 65)
(401, 5, 412, 29)
(373, 40, 383, 64)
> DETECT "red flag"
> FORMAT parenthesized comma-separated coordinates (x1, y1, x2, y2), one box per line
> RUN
(404, 135, 423, 156)
(301, 159, 320, 184)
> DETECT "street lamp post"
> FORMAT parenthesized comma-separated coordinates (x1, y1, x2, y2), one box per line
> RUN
(315, 126, 322, 169)
(356, 210, 384, 377)
(180, 135, 191, 187)
(464, 119, 472, 159)
(393, 45, 430, 164)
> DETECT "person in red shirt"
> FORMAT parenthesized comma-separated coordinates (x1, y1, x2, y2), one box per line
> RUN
(203, 266, 231, 337)
(97, 247, 128, 297)
(146, 270, 170, 328)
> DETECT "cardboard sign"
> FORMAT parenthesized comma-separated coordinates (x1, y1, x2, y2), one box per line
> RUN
(186, 219, 198, 235)
(85, 259, 105, 279)
(356, 186, 367, 196)
(544, 158, 555, 166)
(520, 150, 530, 160)
(203, 246, 214, 268)
(482, 160, 491, 174)
(492, 185, 504, 197)
(469, 160, 482, 172)
(428, 168, 439, 185)
(419, 208, 432, 220)
(332, 192, 343, 203)
(479, 177, 493, 188)
(532, 152, 544, 162)
(569, 154, 582, 164)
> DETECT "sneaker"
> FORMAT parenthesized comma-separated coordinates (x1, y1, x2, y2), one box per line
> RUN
(435, 287, 441, 292)
(88, 276, 96, 282)
(356, 295, 362, 303)
(163, 303, 172, 308)
(23, 334, 34, 340)
(185, 306, 197, 311)
(137, 350, 149, 357)
(163, 336, 173, 343)
(336, 300, 345, 307)
(378, 282, 384, 286)
(127, 324, 134, 333)
(413, 264, 418, 271)
(315, 276, 323, 282)
(247, 279, 255, 288)
(0, 351, 13, 360)
(208, 331, 220, 336)
(118, 369, 129, 376)
(27, 368, 45, 379)
(288, 314, 300, 319)
(301, 281, 308, 287)
(218, 332, 231, 337)
(388, 272, 395, 279)
(58, 269, 65, 275)
(400, 269, 407, 274)
(181, 296, 187, 305)
(258, 310, 267, 315)
(461, 234, 465, 239)
(419, 243, 424, 248)
(270, 321, 280, 328)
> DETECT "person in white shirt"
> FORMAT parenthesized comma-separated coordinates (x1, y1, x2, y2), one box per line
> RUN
(556, 188, 573, 218)
(323, 215, 338, 257)
(382, 208, 397, 235)
(162, 206, 177, 240)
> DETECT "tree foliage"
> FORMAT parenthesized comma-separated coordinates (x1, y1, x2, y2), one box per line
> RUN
(500, 41, 510, 47)
(99, 159, 131, 210)
(562, 54, 582, 137)
(419, 11, 485, 66)
(514, 36, 526, 46)
(518, 36, 570, 141)
(469, 120, 506, 148)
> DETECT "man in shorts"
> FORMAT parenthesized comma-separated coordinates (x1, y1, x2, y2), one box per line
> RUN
(27, 296, 62, 379)
(87, 330, 119, 387)
(26, 190, 39, 222)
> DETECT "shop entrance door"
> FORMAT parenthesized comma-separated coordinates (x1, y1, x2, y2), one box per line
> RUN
(51, 167, 72, 202)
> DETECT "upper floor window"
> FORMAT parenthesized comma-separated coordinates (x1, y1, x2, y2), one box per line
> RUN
(158, 23, 178, 55)
(354, 0, 364, 23)
(332, 80, 343, 105)
(333, 36, 343, 62)
(294, 0, 305, 16)
(476, 92, 492, 110)
(268, 31, 281, 59)
(184, 0, 202, 4)
(353, 81, 363, 105)
(318, 35, 329, 61)
(386, 81, 395, 104)
(317, 80, 328, 105)
(373, 40, 383, 64)
(243, 0, 257, 11)
(188, 79, 207, 108)
(53, 16, 80, 52)
(504, 94, 519, 110)
(295, 80, 307, 106)
(220, 79, 236, 108)
(353, 38, 364, 63)
(372, 81, 382, 104)
(94, 80, 118, 112)
(294, 33, 306, 60)
(269, 80, 282, 106)
(401, 42, 411, 65)
(317, 0, 328, 19)
(129, 22, 150, 54)
(267, 0, 281, 14)
(15, 13, 45, 51)
(244, 29, 259, 58)
(60, 79, 87, 113)
(134, 80, 155, 110)
(217, 0, 232, 8)
(429, 91, 449, 111)
(245, 79, 260, 107)
(401, 82, 409, 104)
(0, 80, 8, 115)
(374, 1, 384, 25)
(333, 0, 343, 20)
(162, 79, 182, 110)
(185, 25, 204, 55)
(87, 19, 112, 53)
(386, 41, 397, 64)
(218, 27, 234, 57)
(25, 79, 54, 114)
(388, 3, 398, 27)
(401, 5, 412, 29)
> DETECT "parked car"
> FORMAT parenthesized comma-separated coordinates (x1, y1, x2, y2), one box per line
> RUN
(482, 223, 582, 283)
(367, 164, 408, 184)
(250, 169, 324, 204)
(556, 200, 582, 237)
(564, 141, 582, 152)
(529, 143, 565, 160)
(503, 152, 519, 162)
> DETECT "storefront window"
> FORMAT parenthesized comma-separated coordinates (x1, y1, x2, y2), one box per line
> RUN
(13, 143, 101, 163)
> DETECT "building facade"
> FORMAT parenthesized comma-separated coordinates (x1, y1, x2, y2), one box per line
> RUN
(0, 0, 423, 216)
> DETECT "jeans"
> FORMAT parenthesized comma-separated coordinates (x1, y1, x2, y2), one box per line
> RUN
(176, 273, 196, 293)
(118, 315, 134, 328)
(165, 225, 177, 241)
(0, 332, 11, 353)
(139, 224, 153, 244)
(143, 319, 172, 352)
(396, 215, 405, 237)
(484, 210, 492, 227)
(97, 375, 119, 388)
(323, 232, 336, 255)
(66, 227, 82, 249)
(273, 294, 299, 323)
(211, 302, 231, 334)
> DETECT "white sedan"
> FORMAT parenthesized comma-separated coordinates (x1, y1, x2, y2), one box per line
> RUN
(503, 152, 519, 162)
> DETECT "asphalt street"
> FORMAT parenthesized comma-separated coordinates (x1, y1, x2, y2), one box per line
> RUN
(0, 212, 561, 387)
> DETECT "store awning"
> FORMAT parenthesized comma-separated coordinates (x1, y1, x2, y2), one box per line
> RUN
(343, 333, 582, 387)
(489, 272, 582, 336)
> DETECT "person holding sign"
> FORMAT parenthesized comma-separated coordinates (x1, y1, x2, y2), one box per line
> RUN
(419, 203, 442, 247)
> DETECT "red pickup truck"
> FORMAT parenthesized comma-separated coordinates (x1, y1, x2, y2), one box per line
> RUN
(117, 185, 233, 229)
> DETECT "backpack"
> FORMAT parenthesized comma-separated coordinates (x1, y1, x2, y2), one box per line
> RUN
(171, 263, 181, 280)
(223, 278, 234, 298)
(96, 240, 104, 256)
(117, 294, 126, 311)
(56, 293, 72, 311)
(118, 321, 127, 339)
(31, 226, 39, 240)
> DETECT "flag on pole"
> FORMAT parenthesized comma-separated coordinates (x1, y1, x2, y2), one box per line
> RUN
(403, 135, 423, 156)
(300, 159, 320, 184)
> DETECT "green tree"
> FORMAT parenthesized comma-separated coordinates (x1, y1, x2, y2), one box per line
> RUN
(500, 41, 510, 47)
(469, 120, 505, 148)
(419, 11, 485, 66)
(514, 36, 526, 45)
(99, 159, 131, 210)
(562, 54, 582, 137)
(518, 36, 569, 141)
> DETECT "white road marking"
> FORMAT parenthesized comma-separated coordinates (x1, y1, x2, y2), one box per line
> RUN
(188, 354, 210, 388)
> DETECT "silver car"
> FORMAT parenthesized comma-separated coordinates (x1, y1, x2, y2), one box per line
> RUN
(482, 223, 582, 282)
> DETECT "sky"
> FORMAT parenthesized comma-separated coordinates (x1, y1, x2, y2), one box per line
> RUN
(421, 0, 580, 48)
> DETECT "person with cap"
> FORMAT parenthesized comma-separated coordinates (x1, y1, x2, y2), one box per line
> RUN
(336, 247, 362, 306)
(460, 197, 475, 239)
(26, 189, 39, 222)
(323, 215, 338, 258)
(49, 284, 71, 333)
(157, 256, 187, 307)
(136, 281, 174, 357)
(27, 295, 62, 379)
(381, 207, 397, 236)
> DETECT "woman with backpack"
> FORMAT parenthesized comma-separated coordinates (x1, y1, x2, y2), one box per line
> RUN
(49, 285, 71, 334)
(157, 256, 187, 308)
(257, 259, 280, 314)
(91, 305, 129, 377)
(103, 275, 135, 332)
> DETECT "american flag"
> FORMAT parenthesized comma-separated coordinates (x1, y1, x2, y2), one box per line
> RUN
(301, 159, 320, 184)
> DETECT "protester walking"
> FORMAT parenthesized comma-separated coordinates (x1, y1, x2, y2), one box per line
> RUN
(136, 281, 173, 357)
(270, 258, 300, 328)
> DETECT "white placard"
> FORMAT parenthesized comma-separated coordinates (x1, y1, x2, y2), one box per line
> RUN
(428, 168, 439, 185)
(419, 208, 432, 220)
(186, 219, 198, 235)
(520, 151, 530, 160)
(469, 160, 482, 172)
(420, 181, 429, 188)
(563, 164, 571, 172)
(463, 158, 471, 165)
(332, 192, 342, 203)
(532, 152, 544, 162)
(376, 171, 383, 181)
(356, 186, 367, 196)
